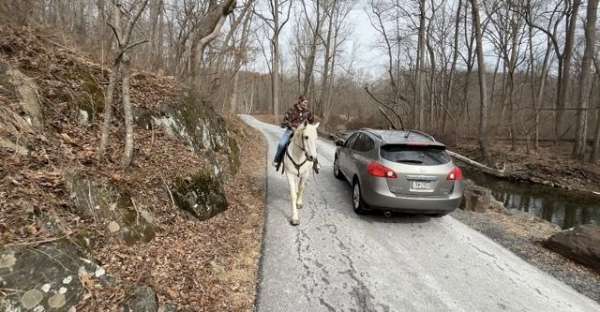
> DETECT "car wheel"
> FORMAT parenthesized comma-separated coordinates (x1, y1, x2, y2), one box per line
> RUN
(352, 179, 368, 214)
(333, 157, 344, 180)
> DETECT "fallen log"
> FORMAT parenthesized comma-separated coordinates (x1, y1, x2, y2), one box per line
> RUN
(446, 150, 508, 178)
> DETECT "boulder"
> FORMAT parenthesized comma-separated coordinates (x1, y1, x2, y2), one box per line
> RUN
(173, 170, 228, 221)
(543, 224, 600, 273)
(0, 240, 108, 311)
(461, 179, 505, 212)
(123, 286, 158, 312)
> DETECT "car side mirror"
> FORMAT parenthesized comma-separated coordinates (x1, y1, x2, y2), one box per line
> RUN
(335, 139, 345, 147)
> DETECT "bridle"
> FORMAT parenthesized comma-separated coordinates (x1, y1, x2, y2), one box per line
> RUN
(285, 127, 316, 177)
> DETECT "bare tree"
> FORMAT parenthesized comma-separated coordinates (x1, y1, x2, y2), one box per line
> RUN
(485, 0, 526, 150)
(573, 0, 598, 160)
(188, 0, 236, 80)
(228, 2, 256, 113)
(98, 0, 150, 167)
(319, 0, 353, 121)
(255, 0, 293, 116)
(469, 0, 490, 162)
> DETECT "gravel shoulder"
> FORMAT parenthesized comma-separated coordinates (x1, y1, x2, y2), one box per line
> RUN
(451, 208, 600, 303)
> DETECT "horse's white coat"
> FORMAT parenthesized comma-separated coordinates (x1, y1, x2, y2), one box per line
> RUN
(281, 122, 319, 225)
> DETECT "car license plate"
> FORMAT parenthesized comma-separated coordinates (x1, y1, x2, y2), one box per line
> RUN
(411, 181, 432, 191)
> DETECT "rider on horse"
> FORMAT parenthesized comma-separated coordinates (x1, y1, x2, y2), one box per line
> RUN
(273, 96, 319, 173)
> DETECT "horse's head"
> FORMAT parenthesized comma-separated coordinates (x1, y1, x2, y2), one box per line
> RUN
(295, 121, 320, 162)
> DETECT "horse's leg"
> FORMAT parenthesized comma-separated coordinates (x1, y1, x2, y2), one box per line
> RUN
(297, 175, 306, 209)
(287, 173, 300, 226)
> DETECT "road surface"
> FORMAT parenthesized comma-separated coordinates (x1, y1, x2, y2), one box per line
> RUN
(241, 115, 600, 312)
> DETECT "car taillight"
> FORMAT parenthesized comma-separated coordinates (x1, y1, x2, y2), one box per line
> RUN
(447, 167, 463, 181)
(368, 162, 397, 178)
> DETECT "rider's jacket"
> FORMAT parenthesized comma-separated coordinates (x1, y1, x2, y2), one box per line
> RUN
(281, 104, 315, 129)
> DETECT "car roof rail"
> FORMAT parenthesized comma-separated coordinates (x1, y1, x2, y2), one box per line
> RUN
(408, 130, 436, 142)
(360, 128, 383, 140)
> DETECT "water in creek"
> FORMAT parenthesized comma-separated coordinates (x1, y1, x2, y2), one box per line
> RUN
(461, 167, 600, 229)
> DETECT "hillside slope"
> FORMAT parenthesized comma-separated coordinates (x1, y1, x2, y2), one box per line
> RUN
(0, 26, 265, 311)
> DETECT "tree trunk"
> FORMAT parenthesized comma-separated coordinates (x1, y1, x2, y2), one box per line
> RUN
(469, 0, 490, 162)
(98, 1, 122, 160)
(556, 0, 581, 142)
(121, 54, 134, 167)
(426, 37, 436, 131)
(534, 40, 553, 151)
(98, 60, 120, 160)
(149, 0, 164, 71)
(301, 0, 322, 100)
(416, 0, 426, 129)
(272, 34, 281, 116)
(318, 2, 335, 117)
(592, 106, 600, 162)
(445, 0, 462, 135)
(228, 7, 253, 114)
(573, 0, 598, 159)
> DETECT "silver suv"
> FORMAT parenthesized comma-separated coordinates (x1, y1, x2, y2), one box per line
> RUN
(333, 129, 464, 216)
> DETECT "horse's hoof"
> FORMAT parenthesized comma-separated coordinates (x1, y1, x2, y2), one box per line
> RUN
(290, 219, 300, 226)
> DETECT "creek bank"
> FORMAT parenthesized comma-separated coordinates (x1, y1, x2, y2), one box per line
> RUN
(450, 143, 600, 197)
(544, 225, 600, 273)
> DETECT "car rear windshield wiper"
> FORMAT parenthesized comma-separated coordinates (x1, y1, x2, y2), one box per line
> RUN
(396, 159, 424, 164)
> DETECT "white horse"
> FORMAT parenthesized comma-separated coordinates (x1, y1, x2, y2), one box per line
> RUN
(281, 121, 320, 226)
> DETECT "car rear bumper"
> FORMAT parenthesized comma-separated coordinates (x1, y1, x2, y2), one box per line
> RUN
(361, 177, 464, 213)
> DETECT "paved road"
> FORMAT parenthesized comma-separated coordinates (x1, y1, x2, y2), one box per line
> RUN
(241, 115, 600, 312)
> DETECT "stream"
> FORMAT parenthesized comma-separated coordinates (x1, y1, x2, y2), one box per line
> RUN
(461, 167, 600, 229)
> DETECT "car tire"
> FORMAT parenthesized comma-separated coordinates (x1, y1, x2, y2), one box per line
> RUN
(333, 157, 344, 180)
(352, 179, 368, 214)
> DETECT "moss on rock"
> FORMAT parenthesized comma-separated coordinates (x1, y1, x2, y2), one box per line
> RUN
(77, 71, 105, 118)
(173, 170, 228, 221)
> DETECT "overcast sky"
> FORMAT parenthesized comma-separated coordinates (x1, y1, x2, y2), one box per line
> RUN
(251, 0, 386, 78)
(250, 0, 552, 80)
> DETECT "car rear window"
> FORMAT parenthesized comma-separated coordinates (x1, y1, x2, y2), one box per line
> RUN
(380, 144, 450, 165)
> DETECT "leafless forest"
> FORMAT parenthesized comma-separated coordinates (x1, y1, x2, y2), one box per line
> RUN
(2, 0, 600, 163)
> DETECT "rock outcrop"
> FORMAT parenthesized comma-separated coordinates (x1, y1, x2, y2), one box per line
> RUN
(150, 92, 240, 175)
(173, 170, 228, 220)
(543, 224, 600, 273)
(149, 93, 238, 220)
(0, 240, 108, 311)
(66, 172, 157, 244)
(0, 63, 43, 155)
